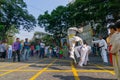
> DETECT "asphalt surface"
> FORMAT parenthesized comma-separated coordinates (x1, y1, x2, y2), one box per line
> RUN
(0, 56, 117, 80)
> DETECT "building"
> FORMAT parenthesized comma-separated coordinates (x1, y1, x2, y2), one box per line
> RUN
(32, 32, 52, 41)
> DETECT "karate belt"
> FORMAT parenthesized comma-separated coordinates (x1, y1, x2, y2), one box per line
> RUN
(68, 34, 75, 39)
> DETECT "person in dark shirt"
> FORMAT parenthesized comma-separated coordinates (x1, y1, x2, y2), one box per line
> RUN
(23, 38, 30, 61)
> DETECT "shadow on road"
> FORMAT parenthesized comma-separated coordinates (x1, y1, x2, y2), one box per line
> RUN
(53, 75, 117, 80)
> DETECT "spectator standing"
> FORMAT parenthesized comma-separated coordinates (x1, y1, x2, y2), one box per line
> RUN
(63, 42, 68, 58)
(12, 38, 21, 62)
(48, 47, 52, 58)
(45, 45, 49, 57)
(8, 45, 12, 59)
(36, 43, 40, 56)
(30, 44, 34, 56)
(2, 40, 8, 60)
(23, 38, 30, 61)
(53, 45, 58, 58)
(39, 41, 45, 58)
(59, 47, 63, 59)
(0, 41, 6, 61)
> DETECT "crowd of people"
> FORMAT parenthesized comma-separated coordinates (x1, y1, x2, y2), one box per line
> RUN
(0, 20, 120, 80)
(0, 38, 69, 62)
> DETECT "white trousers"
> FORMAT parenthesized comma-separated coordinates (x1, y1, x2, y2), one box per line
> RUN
(69, 36, 83, 58)
(75, 46, 89, 66)
(74, 46, 82, 58)
(78, 47, 87, 66)
(101, 49, 108, 63)
(84, 51, 89, 65)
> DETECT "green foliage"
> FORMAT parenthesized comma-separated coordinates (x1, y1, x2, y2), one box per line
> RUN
(42, 35, 53, 45)
(0, 25, 4, 31)
(6, 25, 19, 45)
(38, 6, 69, 38)
(0, 0, 36, 34)
(0, 25, 5, 40)
(38, 0, 120, 39)
(6, 25, 19, 36)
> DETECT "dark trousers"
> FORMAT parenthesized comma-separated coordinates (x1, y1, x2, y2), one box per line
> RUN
(13, 50, 20, 62)
(31, 50, 34, 56)
(3, 51, 6, 59)
(0, 52, 6, 59)
(53, 52, 57, 57)
(0, 52, 3, 58)
(39, 48, 44, 58)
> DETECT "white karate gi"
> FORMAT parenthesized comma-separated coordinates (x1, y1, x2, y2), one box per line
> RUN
(68, 27, 83, 62)
(92, 39, 108, 63)
(84, 45, 91, 65)
(75, 45, 91, 67)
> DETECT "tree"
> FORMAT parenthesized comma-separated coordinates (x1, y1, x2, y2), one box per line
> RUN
(0, 25, 5, 40)
(0, 0, 36, 37)
(38, 6, 69, 39)
(38, 0, 120, 39)
(42, 35, 53, 45)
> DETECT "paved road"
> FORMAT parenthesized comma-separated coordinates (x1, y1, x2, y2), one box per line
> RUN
(0, 56, 117, 80)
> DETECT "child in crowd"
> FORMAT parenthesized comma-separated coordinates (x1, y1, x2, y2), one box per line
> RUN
(30, 44, 34, 56)
(48, 47, 52, 58)
(35, 44, 40, 56)
(8, 45, 12, 59)
(45, 46, 49, 57)
(59, 47, 63, 59)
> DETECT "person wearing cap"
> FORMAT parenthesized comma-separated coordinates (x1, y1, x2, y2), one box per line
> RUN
(68, 27, 83, 64)
(110, 20, 120, 80)
(106, 25, 116, 65)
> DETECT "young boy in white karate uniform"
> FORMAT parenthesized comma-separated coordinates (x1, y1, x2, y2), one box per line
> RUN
(68, 27, 83, 63)
(92, 36, 108, 65)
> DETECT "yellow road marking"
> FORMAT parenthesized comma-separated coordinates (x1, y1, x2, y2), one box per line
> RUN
(71, 63, 80, 80)
(45, 70, 72, 72)
(29, 59, 57, 80)
(95, 65, 115, 75)
(77, 70, 114, 73)
(96, 64, 113, 68)
(0, 63, 16, 68)
(0, 64, 31, 77)
(0, 69, 114, 73)
(0, 59, 45, 77)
